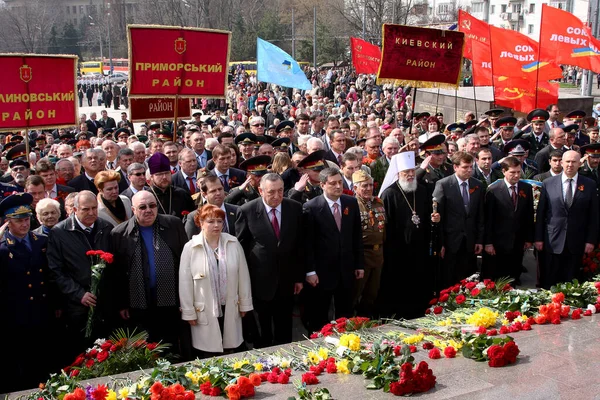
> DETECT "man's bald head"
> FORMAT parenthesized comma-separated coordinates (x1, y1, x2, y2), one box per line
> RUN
(132, 190, 155, 207)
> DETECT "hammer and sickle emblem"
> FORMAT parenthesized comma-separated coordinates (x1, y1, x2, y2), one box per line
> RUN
(461, 20, 471, 30)
(503, 87, 525, 100)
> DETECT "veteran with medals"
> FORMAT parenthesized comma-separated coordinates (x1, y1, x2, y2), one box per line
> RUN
(377, 152, 440, 319)
(351, 170, 385, 318)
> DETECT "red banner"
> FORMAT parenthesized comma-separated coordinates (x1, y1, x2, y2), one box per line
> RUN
(472, 40, 492, 86)
(0, 55, 77, 132)
(539, 4, 600, 73)
(350, 37, 381, 75)
(458, 10, 490, 60)
(128, 25, 231, 98)
(494, 77, 559, 112)
(129, 98, 191, 122)
(490, 26, 563, 81)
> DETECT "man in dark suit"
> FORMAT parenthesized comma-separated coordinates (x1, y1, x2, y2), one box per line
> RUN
(323, 130, 346, 166)
(544, 104, 563, 134)
(184, 176, 238, 239)
(86, 112, 100, 136)
(565, 110, 590, 147)
(209, 144, 245, 193)
(302, 168, 364, 333)
(432, 151, 485, 289)
(473, 147, 503, 189)
(534, 127, 567, 173)
(483, 157, 534, 283)
(533, 150, 563, 181)
(236, 173, 305, 347)
(99, 110, 116, 131)
(36, 159, 75, 220)
(535, 150, 599, 288)
(171, 148, 199, 195)
(67, 148, 106, 195)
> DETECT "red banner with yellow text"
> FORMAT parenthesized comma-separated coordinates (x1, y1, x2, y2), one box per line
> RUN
(128, 25, 231, 98)
(458, 10, 490, 60)
(494, 76, 559, 112)
(0, 54, 77, 132)
(350, 37, 381, 75)
(377, 24, 465, 89)
(129, 98, 191, 122)
(490, 26, 563, 82)
(471, 40, 492, 86)
(539, 4, 600, 73)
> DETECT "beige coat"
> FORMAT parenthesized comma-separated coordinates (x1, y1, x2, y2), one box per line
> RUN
(97, 194, 132, 227)
(179, 232, 253, 353)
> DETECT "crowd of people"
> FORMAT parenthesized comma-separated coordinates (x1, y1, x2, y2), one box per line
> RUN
(1, 66, 599, 394)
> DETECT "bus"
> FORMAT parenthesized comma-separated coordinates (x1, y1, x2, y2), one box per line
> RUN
(80, 61, 103, 75)
(102, 58, 129, 74)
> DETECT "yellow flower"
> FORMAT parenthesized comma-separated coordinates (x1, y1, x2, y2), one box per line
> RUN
(336, 359, 350, 374)
(318, 347, 329, 360)
(253, 362, 263, 371)
(466, 307, 499, 328)
(118, 388, 129, 400)
(340, 333, 361, 351)
(448, 339, 463, 350)
(515, 315, 528, 323)
(233, 359, 250, 369)
(185, 370, 199, 385)
(307, 351, 320, 364)
(501, 318, 510, 326)
(402, 333, 424, 345)
(106, 390, 117, 400)
(280, 359, 290, 369)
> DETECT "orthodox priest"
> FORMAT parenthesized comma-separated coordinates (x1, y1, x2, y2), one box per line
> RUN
(377, 152, 440, 319)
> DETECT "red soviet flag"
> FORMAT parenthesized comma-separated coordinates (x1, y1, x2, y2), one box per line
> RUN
(490, 25, 563, 81)
(471, 40, 492, 86)
(458, 10, 491, 60)
(539, 4, 600, 73)
(494, 76, 559, 112)
(350, 37, 381, 75)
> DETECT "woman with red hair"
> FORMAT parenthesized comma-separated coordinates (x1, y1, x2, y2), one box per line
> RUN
(418, 116, 442, 144)
(179, 204, 253, 357)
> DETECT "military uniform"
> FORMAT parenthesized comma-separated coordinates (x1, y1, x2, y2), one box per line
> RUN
(415, 135, 453, 195)
(225, 184, 260, 205)
(287, 182, 323, 204)
(225, 155, 271, 206)
(519, 109, 551, 159)
(0, 181, 19, 199)
(287, 150, 327, 205)
(0, 193, 56, 393)
(352, 189, 385, 317)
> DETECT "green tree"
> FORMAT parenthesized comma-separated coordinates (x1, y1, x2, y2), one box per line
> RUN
(61, 23, 82, 58)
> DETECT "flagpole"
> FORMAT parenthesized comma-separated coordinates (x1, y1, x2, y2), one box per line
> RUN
(454, 88, 458, 122)
(313, 6, 317, 68)
(535, 8, 544, 108)
(408, 87, 418, 136)
(435, 89, 441, 114)
(473, 85, 478, 119)
(173, 95, 179, 143)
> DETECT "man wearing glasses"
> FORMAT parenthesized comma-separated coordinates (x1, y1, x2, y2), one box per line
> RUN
(121, 163, 149, 201)
(249, 116, 266, 137)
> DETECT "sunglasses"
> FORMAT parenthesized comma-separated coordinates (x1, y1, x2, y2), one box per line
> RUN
(253, 124, 265, 127)
(130, 172, 145, 177)
(137, 203, 157, 210)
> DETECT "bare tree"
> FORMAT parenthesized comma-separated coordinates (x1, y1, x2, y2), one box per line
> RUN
(0, 0, 62, 53)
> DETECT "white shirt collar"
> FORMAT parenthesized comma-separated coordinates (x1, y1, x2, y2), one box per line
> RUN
(75, 215, 94, 231)
(550, 170, 559, 176)
(85, 172, 95, 181)
(215, 168, 229, 178)
(262, 199, 282, 215)
(181, 170, 195, 180)
(324, 194, 342, 209)
(455, 174, 469, 186)
(504, 178, 517, 190)
(561, 172, 578, 184)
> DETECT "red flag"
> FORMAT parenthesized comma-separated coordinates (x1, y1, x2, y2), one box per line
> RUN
(494, 77, 559, 112)
(539, 4, 600, 73)
(471, 40, 492, 86)
(489, 25, 563, 81)
(458, 10, 491, 60)
(350, 37, 381, 75)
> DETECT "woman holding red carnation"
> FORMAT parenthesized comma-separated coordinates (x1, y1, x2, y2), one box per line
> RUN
(179, 204, 253, 356)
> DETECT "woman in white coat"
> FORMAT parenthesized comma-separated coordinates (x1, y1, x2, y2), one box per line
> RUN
(179, 204, 253, 356)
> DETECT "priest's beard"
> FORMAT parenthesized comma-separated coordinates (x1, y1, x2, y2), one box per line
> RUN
(398, 178, 417, 193)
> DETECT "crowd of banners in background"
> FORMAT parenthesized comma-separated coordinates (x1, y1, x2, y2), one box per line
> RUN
(127, 25, 231, 99)
(128, 97, 191, 123)
(0, 54, 78, 131)
(350, 37, 382, 75)
(256, 38, 312, 91)
(376, 24, 465, 89)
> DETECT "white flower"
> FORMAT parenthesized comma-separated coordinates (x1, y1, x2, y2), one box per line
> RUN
(587, 304, 597, 314)
(94, 338, 107, 346)
(476, 282, 486, 290)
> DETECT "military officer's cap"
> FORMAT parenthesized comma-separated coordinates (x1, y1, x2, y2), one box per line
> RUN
(420, 134, 446, 154)
(504, 139, 530, 156)
(297, 150, 326, 171)
(527, 109, 550, 123)
(136, 135, 148, 143)
(155, 128, 172, 141)
(192, 111, 202, 117)
(10, 134, 24, 143)
(6, 144, 28, 163)
(580, 143, 600, 158)
(484, 108, 504, 119)
(256, 135, 276, 145)
(352, 170, 372, 184)
(496, 116, 517, 129)
(0, 192, 33, 219)
(113, 128, 130, 141)
(59, 132, 75, 140)
(148, 122, 161, 131)
(446, 123, 466, 134)
(275, 120, 295, 134)
(235, 132, 258, 146)
(563, 124, 579, 134)
(239, 155, 271, 176)
(565, 110, 586, 122)
(272, 137, 291, 150)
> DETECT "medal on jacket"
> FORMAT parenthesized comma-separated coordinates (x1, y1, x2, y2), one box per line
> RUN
(411, 212, 421, 226)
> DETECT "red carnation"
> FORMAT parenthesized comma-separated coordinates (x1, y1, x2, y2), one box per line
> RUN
(409, 345, 417, 353)
(433, 306, 443, 315)
(471, 288, 480, 297)
(552, 292, 565, 304)
(147, 342, 158, 351)
(429, 298, 438, 305)
(423, 342, 434, 350)
(503, 341, 520, 364)
(96, 350, 109, 363)
(326, 362, 337, 373)
(584, 309, 593, 316)
(267, 372, 279, 383)
(92, 385, 108, 400)
(443, 346, 457, 358)
(428, 348, 441, 359)
(487, 329, 498, 336)
(571, 309, 582, 320)
(85, 359, 94, 368)
(439, 293, 449, 302)
(199, 382, 211, 395)
(522, 323, 532, 330)
(476, 326, 486, 335)
(465, 282, 477, 290)
(455, 294, 466, 304)
(499, 326, 509, 334)
(301, 372, 319, 385)
(209, 387, 221, 396)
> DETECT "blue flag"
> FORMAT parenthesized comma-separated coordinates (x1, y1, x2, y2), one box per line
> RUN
(256, 38, 312, 90)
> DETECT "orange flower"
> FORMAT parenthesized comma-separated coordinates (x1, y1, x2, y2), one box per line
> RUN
(343, 207, 349, 215)
(519, 190, 526, 198)
(469, 186, 479, 195)
(248, 373, 262, 387)
(578, 185, 585, 191)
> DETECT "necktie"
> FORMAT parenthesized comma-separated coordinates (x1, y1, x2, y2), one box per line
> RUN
(593, 169, 598, 181)
(461, 182, 470, 212)
(333, 203, 342, 231)
(565, 178, 573, 207)
(84, 227, 92, 234)
(337, 154, 343, 165)
(220, 175, 230, 191)
(511, 185, 518, 209)
(187, 177, 195, 194)
(271, 209, 280, 240)
(222, 218, 229, 234)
